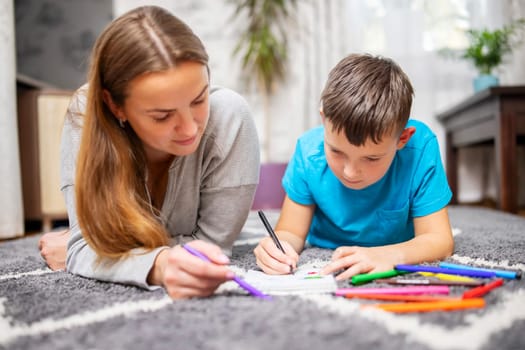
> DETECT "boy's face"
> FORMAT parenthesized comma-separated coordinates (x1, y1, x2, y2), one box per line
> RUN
(322, 118, 414, 190)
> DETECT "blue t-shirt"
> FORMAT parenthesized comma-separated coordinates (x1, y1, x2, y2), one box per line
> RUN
(282, 119, 452, 249)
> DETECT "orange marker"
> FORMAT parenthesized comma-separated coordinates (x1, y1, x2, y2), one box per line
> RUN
(364, 298, 485, 313)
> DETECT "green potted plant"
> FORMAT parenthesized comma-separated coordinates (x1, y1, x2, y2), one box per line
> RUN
(458, 19, 525, 92)
(230, 0, 297, 159)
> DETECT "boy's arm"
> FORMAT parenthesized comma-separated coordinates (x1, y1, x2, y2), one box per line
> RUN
(322, 207, 454, 280)
(275, 195, 316, 253)
(254, 195, 315, 274)
(410, 206, 454, 262)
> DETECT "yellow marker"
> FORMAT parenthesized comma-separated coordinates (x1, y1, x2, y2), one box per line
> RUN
(419, 272, 479, 283)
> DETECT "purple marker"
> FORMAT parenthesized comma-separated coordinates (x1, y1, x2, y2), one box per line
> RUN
(183, 244, 272, 300)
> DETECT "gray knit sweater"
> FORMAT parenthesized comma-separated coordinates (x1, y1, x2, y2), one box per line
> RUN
(61, 85, 260, 289)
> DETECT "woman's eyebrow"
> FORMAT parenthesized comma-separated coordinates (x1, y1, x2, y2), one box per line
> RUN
(194, 84, 209, 100)
(145, 84, 209, 113)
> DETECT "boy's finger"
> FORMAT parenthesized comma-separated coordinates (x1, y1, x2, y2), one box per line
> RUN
(335, 262, 372, 281)
(256, 255, 291, 275)
(264, 239, 295, 267)
(332, 246, 357, 259)
(321, 254, 360, 275)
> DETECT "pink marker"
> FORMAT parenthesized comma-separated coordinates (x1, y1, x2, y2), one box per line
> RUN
(335, 285, 449, 297)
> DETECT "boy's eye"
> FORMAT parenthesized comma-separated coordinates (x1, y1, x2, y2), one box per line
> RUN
(366, 157, 380, 162)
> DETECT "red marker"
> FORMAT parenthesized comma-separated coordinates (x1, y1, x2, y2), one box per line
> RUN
(462, 278, 504, 299)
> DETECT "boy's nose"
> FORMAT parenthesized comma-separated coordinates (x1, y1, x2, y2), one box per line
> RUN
(343, 162, 360, 179)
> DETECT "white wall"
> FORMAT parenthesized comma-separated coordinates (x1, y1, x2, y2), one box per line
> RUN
(0, 0, 24, 238)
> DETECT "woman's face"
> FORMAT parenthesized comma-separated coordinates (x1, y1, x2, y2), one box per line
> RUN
(118, 62, 210, 163)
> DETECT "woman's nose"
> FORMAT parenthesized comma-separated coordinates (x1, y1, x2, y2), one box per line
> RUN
(175, 109, 198, 136)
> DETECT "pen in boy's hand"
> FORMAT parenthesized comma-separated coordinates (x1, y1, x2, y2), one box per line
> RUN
(257, 210, 293, 273)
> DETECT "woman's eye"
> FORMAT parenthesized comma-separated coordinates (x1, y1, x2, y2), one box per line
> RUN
(192, 99, 205, 106)
(153, 114, 170, 122)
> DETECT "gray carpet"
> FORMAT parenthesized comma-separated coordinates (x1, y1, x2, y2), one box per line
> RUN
(1, 206, 524, 350)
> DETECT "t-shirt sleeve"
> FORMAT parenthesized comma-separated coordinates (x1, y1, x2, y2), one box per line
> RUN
(282, 138, 315, 205)
(410, 135, 452, 217)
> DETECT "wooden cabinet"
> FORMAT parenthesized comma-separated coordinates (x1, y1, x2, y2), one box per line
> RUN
(437, 86, 525, 213)
(17, 78, 73, 232)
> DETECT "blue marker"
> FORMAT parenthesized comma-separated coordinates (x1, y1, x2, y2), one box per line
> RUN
(395, 264, 496, 278)
(439, 262, 521, 280)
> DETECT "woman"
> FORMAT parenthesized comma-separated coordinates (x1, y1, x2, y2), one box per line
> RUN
(38, 5, 260, 299)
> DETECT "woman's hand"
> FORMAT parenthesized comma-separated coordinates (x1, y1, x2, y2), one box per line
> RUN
(38, 229, 70, 271)
(149, 240, 234, 299)
(253, 236, 299, 275)
(321, 246, 396, 281)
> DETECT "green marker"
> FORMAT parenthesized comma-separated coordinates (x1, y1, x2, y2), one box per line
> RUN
(351, 269, 408, 285)
(304, 275, 323, 280)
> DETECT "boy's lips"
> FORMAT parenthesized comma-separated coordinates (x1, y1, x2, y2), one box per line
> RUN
(342, 177, 364, 187)
(343, 177, 362, 184)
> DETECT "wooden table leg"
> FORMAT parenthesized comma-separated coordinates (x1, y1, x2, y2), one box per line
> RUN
(497, 107, 518, 213)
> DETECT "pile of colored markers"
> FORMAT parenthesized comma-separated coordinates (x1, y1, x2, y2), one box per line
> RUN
(334, 262, 522, 313)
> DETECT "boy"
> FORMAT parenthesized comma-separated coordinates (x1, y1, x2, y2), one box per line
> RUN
(254, 53, 454, 280)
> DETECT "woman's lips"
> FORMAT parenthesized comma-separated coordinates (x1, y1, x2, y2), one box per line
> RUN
(173, 135, 197, 146)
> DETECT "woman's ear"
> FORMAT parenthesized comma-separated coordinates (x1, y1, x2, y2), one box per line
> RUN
(102, 89, 126, 122)
(397, 127, 416, 149)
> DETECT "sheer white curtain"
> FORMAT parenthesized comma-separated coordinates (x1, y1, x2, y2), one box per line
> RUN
(0, 0, 24, 239)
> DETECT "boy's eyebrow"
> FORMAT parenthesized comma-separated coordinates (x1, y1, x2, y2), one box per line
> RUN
(145, 84, 209, 113)
(324, 140, 341, 152)
(325, 139, 388, 157)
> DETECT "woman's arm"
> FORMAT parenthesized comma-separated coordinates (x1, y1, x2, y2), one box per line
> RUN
(191, 88, 260, 254)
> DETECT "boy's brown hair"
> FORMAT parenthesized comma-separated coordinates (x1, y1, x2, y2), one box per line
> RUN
(320, 53, 414, 146)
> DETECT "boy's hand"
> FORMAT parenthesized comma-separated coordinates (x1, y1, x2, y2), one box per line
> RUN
(254, 236, 299, 274)
(321, 246, 395, 281)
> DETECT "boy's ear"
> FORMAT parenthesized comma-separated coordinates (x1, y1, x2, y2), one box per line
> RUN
(396, 127, 416, 150)
(102, 89, 126, 122)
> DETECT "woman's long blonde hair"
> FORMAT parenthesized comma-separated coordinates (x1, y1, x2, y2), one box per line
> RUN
(75, 6, 209, 259)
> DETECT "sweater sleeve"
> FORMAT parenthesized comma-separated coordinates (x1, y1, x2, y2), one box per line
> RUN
(192, 88, 260, 255)
(61, 86, 167, 290)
